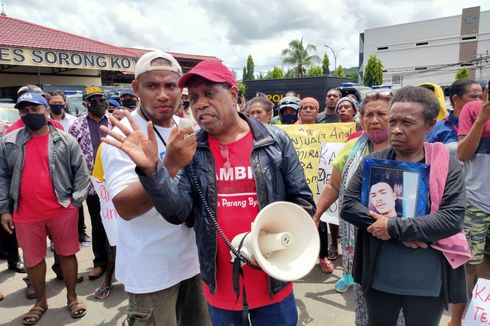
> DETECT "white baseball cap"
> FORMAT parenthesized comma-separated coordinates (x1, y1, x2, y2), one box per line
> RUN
(134, 51, 182, 79)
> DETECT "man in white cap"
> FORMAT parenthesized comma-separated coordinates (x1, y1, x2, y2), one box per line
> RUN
(99, 51, 208, 326)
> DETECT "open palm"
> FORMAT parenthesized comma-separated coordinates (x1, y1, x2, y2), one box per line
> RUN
(101, 111, 159, 175)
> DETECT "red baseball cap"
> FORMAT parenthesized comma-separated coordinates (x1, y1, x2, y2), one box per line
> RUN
(178, 60, 238, 88)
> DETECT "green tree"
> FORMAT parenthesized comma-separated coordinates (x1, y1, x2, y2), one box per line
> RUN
(346, 71, 359, 83)
(363, 55, 384, 86)
(322, 53, 330, 75)
(307, 65, 323, 77)
(455, 67, 470, 80)
(266, 66, 285, 79)
(281, 38, 320, 77)
(334, 65, 345, 77)
(238, 81, 246, 96)
(242, 55, 255, 81)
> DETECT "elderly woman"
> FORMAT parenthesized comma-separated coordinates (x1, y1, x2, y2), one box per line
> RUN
(313, 91, 392, 310)
(336, 96, 362, 131)
(296, 97, 319, 124)
(341, 86, 467, 326)
(247, 96, 274, 124)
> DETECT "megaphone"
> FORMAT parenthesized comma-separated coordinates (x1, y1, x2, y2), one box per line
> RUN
(231, 201, 320, 281)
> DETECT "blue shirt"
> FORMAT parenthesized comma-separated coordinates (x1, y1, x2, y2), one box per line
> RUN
(425, 112, 458, 144)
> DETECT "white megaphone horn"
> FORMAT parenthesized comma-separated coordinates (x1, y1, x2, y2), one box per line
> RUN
(231, 201, 320, 281)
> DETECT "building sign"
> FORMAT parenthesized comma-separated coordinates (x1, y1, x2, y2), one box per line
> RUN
(0, 47, 137, 72)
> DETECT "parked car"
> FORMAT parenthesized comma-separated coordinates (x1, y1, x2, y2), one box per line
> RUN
(67, 94, 87, 117)
(0, 103, 18, 137)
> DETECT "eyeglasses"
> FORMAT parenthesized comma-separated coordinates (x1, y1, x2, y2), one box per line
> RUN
(365, 91, 393, 99)
(219, 144, 231, 170)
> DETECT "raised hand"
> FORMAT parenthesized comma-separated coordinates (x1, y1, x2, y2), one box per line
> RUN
(163, 126, 197, 177)
(101, 111, 159, 176)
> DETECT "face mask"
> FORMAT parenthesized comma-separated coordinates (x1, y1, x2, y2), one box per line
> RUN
(88, 98, 107, 117)
(121, 99, 137, 109)
(366, 129, 389, 143)
(21, 113, 47, 131)
(50, 104, 64, 115)
(281, 114, 298, 124)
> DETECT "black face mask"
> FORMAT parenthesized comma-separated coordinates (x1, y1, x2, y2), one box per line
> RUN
(281, 114, 298, 124)
(121, 99, 137, 109)
(21, 113, 47, 131)
(87, 98, 107, 117)
(50, 104, 65, 115)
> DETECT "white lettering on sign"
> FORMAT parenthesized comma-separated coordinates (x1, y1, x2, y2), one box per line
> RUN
(218, 166, 253, 181)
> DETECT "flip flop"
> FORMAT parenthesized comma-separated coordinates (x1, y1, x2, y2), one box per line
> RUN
(94, 285, 112, 300)
(22, 305, 47, 325)
(67, 299, 87, 319)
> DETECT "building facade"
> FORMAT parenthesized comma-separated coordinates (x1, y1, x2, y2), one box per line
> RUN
(359, 6, 490, 87)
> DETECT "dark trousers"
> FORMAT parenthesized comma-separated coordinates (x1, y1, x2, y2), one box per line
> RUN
(0, 226, 20, 264)
(365, 288, 445, 326)
(78, 203, 86, 237)
(86, 193, 108, 268)
(318, 221, 329, 259)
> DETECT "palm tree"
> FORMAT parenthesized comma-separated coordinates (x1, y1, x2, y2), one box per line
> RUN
(281, 38, 320, 77)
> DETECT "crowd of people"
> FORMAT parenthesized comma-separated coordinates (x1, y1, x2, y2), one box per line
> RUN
(0, 49, 489, 326)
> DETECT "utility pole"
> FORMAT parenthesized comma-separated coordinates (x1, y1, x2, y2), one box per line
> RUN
(324, 45, 345, 72)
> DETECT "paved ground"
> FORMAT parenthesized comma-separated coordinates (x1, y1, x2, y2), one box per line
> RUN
(0, 212, 451, 325)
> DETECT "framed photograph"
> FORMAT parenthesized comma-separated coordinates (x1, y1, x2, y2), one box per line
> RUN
(360, 158, 430, 218)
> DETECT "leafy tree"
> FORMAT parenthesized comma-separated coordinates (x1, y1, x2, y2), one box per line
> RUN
(363, 55, 384, 86)
(346, 71, 359, 83)
(322, 53, 330, 75)
(266, 66, 285, 79)
(281, 38, 320, 77)
(242, 55, 255, 81)
(455, 67, 470, 80)
(334, 65, 345, 77)
(307, 66, 323, 77)
(238, 81, 246, 96)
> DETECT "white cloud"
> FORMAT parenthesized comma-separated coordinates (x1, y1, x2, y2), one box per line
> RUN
(3, 0, 489, 77)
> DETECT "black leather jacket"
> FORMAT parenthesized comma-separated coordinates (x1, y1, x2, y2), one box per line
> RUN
(138, 114, 315, 294)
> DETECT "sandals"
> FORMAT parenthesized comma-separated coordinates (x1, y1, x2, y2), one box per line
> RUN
(67, 299, 87, 319)
(319, 258, 334, 274)
(22, 305, 47, 325)
(335, 274, 355, 293)
(94, 285, 112, 300)
(327, 248, 339, 261)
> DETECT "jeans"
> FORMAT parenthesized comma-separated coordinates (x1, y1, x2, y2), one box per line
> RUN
(125, 274, 210, 326)
(207, 293, 298, 326)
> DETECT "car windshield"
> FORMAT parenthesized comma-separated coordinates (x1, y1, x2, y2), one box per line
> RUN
(0, 104, 19, 124)
(67, 95, 87, 117)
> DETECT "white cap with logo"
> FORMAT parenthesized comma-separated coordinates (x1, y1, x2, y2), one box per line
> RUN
(134, 51, 182, 79)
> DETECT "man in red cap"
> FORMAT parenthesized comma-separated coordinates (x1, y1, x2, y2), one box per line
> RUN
(102, 59, 315, 325)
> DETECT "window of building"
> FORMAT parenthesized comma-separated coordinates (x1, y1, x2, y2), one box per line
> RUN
(392, 75, 401, 84)
(377, 46, 388, 51)
(416, 42, 429, 46)
(414, 66, 428, 71)
(461, 35, 477, 41)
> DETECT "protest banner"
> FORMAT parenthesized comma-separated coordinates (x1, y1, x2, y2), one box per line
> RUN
(464, 278, 490, 325)
(90, 176, 118, 246)
(280, 123, 355, 224)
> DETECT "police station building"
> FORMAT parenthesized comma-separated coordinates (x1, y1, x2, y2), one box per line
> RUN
(0, 13, 219, 100)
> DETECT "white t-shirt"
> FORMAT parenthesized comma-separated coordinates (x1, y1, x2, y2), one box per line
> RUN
(101, 111, 200, 294)
(59, 112, 77, 131)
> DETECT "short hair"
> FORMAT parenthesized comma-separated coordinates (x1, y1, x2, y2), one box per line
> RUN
(390, 86, 439, 123)
(325, 88, 342, 98)
(248, 96, 274, 114)
(449, 78, 479, 106)
(49, 90, 67, 102)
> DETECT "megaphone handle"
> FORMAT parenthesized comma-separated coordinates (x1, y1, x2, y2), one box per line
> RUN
(185, 165, 261, 270)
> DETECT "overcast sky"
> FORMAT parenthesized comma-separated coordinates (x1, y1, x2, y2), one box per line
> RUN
(4, 0, 490, 77)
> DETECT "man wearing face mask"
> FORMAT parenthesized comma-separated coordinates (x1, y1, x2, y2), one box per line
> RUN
(68, 85, 112, 281)
(48, 91, 77, 132)
(274, 96, 301, 125)
(0, 92, 89, 324)
(119, 90, 139, 111)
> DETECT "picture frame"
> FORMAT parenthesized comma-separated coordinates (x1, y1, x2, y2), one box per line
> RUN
(360, 158, 430, 218)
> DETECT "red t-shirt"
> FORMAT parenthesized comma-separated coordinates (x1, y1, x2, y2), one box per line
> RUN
(202, 131, 292, 310)
(5, 118, 64, 134)
(13, 133, 70, 223)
